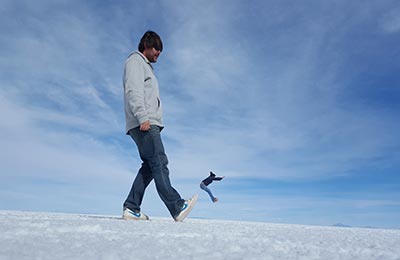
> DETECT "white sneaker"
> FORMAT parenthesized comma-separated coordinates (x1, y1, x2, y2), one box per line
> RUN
(174, 194, 198, 222)
(123, 208, 149, 220)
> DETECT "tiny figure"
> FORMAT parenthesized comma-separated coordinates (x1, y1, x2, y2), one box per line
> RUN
(200, 171, 225, 203)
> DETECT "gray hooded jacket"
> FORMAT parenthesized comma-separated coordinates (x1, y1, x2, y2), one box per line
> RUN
(123, 51, 163, 133)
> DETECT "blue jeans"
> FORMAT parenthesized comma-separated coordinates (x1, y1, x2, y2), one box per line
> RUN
(124, 126, 184, 218)
(200, 182, 215, 201)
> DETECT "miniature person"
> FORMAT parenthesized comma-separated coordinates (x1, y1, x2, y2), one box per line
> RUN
(200, 171, 225, 202)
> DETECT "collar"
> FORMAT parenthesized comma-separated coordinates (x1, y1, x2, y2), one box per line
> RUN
(136, 51, 149, 63)
(135, 51, 153, 70)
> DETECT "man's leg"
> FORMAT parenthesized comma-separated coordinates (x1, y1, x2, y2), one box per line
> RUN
(130, 126, 184, 218)
(123, 162, 153, 212)
(200, 182, 215, 202)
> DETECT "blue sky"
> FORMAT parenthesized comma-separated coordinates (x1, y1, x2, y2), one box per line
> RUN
(1, 0, 399, 228)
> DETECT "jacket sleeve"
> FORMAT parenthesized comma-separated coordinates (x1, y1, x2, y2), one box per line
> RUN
(124, 57, 149, 124)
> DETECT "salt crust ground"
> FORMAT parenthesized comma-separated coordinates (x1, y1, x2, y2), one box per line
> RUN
(0, 210, 399, 260)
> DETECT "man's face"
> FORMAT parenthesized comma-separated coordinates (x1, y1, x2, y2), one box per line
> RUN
(143, 47, 161, 63)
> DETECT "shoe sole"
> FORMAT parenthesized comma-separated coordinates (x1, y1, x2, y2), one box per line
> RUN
(123, 215, 149, 221)
(123, 212, 149, 221)
(174, 194, 198, 222)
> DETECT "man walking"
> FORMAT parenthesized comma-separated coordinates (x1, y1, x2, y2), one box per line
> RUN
(122, 31, 197, 222)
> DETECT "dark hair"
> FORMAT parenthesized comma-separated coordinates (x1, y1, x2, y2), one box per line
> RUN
(138, 31, 163, 52)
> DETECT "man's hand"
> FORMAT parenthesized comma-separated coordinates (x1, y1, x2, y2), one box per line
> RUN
(140, 121, 151, 131)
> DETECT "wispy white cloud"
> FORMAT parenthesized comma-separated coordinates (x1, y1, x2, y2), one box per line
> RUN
(0, 1, 140, 212)
(0, 92, 132, 179)
(154, 1, 400, 181)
